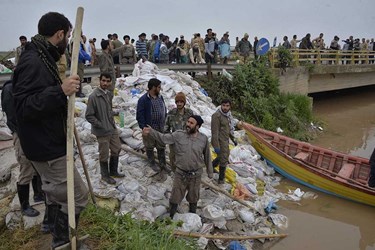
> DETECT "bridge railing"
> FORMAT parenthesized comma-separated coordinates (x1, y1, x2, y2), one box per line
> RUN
(269, 48, 375, 67)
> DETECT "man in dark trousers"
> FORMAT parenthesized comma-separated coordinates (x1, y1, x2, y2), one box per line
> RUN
(86, 73, 125, 185)
(136, 78, 170, 174)
(12, 12, 88, 249)
(143, 115, 213, 218)
(1, 80, 44, 217)
(211, 99, 241, 184)
(164, 92, 194, 171)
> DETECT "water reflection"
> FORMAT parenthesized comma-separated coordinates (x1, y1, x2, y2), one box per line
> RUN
(272, 180, 375, 250)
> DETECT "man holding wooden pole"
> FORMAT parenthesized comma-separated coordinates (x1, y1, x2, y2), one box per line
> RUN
(13, 12, 88, 249)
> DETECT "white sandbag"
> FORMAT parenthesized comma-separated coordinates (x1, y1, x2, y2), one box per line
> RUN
(147, 185, 166, 200)
(119, 128, 133, 139)
(152, 205, 167, 218)
(174, 213, 202, 232)
(269, 213, 288, 230)
(202, 204, 225, 221)
(0, 127, 12, 140)
(123, 137, 143, 150)
(238, 209, 255, 223)
(197, 237, 209, 250)
(82, 85, 93, 95)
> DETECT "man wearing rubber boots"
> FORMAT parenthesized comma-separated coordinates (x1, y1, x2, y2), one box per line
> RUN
(86, 72, 125, 185)
(137, 78, 171, 174)
(143, 115, 213, 218)
(211, 99, 242, 184)
(12, 12, 88, 249)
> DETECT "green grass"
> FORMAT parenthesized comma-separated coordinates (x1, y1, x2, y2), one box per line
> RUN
(0, 204, 196, 250)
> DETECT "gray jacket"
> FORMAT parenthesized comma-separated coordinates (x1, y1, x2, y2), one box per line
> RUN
(85, 88, 117, 137)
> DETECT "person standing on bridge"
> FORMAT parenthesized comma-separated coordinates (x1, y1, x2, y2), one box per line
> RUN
(15, 35, 27, 66)
(98, 39, 123, 93)
(235, 33, 253, 63)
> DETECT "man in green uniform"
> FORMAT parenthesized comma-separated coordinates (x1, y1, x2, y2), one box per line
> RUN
(211, 99, 241, 184)
(164, 92, 194, 171)
(143, 115, 213, 218)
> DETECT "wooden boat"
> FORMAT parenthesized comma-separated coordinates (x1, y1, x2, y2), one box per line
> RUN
(243, 122, 375, 207)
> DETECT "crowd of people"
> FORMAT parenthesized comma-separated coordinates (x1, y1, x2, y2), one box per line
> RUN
(14, 30, 375, 69)
(6, 10, 375, 248)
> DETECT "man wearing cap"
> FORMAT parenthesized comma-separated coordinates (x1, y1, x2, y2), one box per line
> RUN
(136, 32, 148, 61)
(136, 78, 170, 174)
(143, 115, 213, 218)
(211, 99, 242, 184)
(164, 92, 194, 171)
(235, 33, 253, 63)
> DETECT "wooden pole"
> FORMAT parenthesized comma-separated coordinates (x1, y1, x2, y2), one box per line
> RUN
(67, 7, 84, 250)
(173, 230, 288, 240)
(74, 125, 97, 205)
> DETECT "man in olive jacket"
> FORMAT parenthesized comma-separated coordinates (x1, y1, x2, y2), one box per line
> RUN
(211, 99, 241, 184)
(86, 73, 124, 184)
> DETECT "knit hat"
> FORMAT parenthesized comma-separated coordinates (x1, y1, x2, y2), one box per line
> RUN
(175, 92, 186, 104)
(190, 115, 204, 127)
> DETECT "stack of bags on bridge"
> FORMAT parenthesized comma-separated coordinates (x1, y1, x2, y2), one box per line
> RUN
(1, 60, 315, 248)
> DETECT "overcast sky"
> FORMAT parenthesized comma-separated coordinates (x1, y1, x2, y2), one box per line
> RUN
(1, 0, 374, 51)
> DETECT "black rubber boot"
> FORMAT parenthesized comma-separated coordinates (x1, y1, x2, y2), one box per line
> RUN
(40, 207, 49, 233)
(212, 157, 220, 169)
(189, 203, 197, 213)
(369, 174, 375, 188)
(146, 149, 161, 172)
(51, 210, 70, 249)
(17, 183, 40, 217)
(100, 161, 116, 184)
(169, 203, 178, 219)
(31, 175, 44, 203)
(109, 156, 125, 178)
(218, 166, 226, 184)
(157, 148, 171, 174)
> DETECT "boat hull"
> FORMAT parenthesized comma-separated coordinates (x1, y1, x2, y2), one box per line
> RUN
(244, 124, 375, 207)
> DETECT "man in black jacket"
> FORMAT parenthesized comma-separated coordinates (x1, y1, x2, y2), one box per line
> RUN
(12, 12, 88, 249)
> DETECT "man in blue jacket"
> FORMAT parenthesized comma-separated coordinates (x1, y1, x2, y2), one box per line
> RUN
(136, 78, 171, 174)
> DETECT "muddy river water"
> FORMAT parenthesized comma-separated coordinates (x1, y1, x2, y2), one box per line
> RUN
(271, 86, 375, 250)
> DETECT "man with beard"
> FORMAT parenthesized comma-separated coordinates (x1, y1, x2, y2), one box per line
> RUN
(86, 73, 125, 185)
(12, 12, 88, 249)
(211, 99, 242, 184)
(143, 115, 213, 218)
(164, 92, 194, 171)
(136, 78, 170, 174)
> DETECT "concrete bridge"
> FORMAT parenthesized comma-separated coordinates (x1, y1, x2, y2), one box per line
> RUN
(275, 64, 375, 95)
(1, 61, 375, 95)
